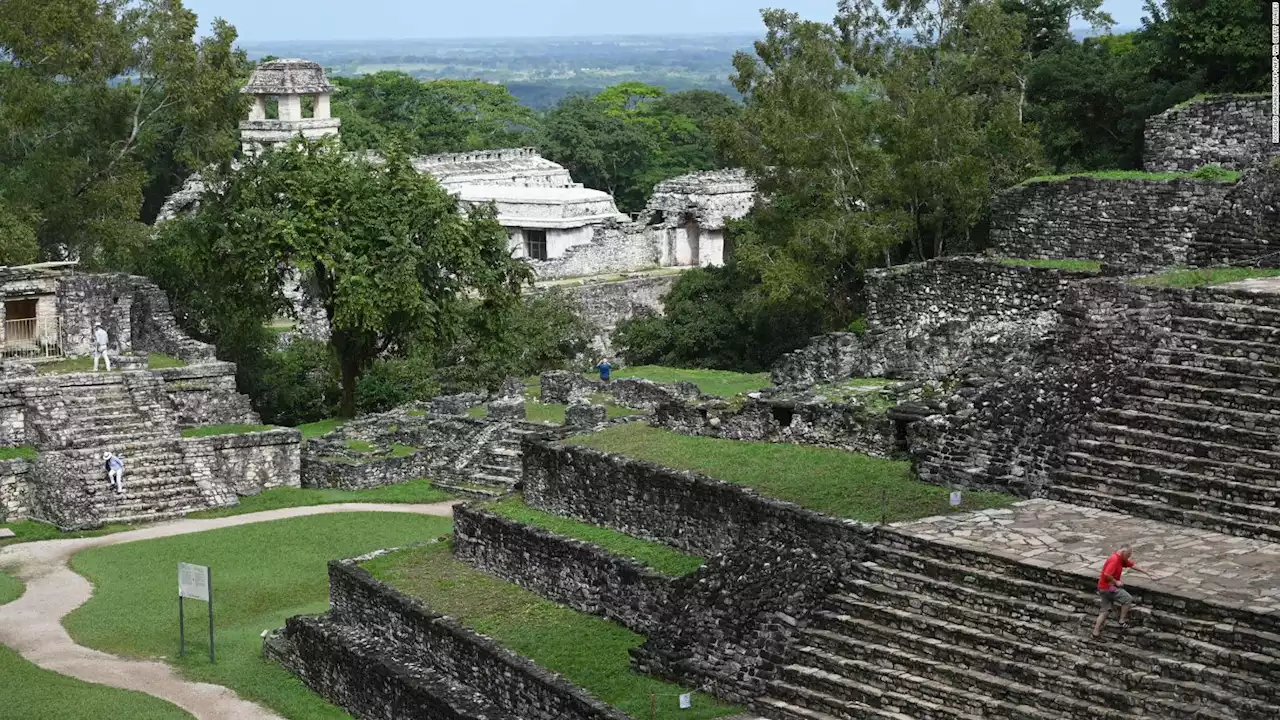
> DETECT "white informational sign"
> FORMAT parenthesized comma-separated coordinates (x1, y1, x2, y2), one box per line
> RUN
(679, 693, 692, 709)
(949, 491, 962, 507)
(179, 563, 211, 602)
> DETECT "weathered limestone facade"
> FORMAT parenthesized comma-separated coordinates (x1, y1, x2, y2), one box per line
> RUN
(644, 168, 756, 266)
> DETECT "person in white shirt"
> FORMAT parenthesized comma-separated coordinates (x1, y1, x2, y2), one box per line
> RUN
(92, 323, 111, 372)
(104, 451, 125, 494)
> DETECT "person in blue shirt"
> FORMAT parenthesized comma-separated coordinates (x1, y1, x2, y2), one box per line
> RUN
(596, 359, 613, 382)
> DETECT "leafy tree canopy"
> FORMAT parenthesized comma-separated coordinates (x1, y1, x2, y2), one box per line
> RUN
(0, 0, 249, 265)
(147, 139, 532, 416)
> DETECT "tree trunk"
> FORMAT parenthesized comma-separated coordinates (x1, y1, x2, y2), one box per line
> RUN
(339, 353, 360, 418)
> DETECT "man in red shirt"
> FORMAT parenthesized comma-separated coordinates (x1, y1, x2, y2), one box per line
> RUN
(1091, 547, 1149, 638)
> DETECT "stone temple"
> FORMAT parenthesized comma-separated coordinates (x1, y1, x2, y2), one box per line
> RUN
(158, 59, 758, 349)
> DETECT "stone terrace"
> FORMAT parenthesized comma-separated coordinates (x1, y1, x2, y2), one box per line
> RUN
(894, 498, 1280, 614)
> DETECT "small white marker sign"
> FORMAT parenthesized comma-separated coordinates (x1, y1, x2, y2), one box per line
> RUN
(679, 693, 692, 709)
(949, 491, 962, 507)
(179, 562, 211, 602)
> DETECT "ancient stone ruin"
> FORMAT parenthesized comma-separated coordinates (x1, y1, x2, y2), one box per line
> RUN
(0, 263, 300, 529)
(261, 92, 1280, 720)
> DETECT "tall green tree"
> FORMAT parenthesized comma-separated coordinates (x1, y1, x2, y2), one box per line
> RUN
(1142, 0, 1269, 93)
(149, 139, 531, 416)
(0, 0, 249, 264)
(539, 83, 739, 213)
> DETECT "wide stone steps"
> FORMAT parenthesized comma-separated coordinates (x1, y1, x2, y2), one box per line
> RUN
(1175, 301, 1280, 328)
(1170, 315, 1280, 344)
(763, 681, 915, 720)
(1063, 452, 1280, 505)
(867, 541, 1280, 662)
(814, 604, 1258, 718)
(1071, 438, 1280, 486)
(1153, 349, 1280, 381)
(799, 630, 1122, 719)
(1114, 394, 1280, 435)
(1142, 364, 1280, 398)
(1085, 422, 1280, 470)
(778, 661, 986, 720)
(1166, 332, 1280, 367)
(831, 588, 1278, 700)
(1094, 408, 1280, 451)
(1055, 470, 1280, 522)
(1130, 377, 1280, 416)
(1048, 483, 1280, 545)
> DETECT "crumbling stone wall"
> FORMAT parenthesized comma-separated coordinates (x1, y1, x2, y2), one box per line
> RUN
(653, 396, 898, 457)
(0, 458, 31, 522)
(1144, 94, 1273, 172)
(56, 274, 216, 362)
(908, 278, 1174, 495)
(1191, 165, 1280, 266)
(772, 258, 1092, 386)
(453, 505, 677, 634)
(527, 220, 660, 280)
(270, 559, 630, 720)
(182, 429, 302, 498)
(549, 274, 679, 355)
(990, 178, 1233, 269)
(157, 363, 258, 428)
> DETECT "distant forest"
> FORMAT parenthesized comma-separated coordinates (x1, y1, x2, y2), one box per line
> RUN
(240, 35, 752, 109)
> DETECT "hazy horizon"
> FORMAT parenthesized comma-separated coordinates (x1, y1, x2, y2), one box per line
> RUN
(190, 0, 1147, 43)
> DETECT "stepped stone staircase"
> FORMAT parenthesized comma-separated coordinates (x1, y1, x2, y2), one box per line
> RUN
(760, 532, 1280, 720)
(430, 423, 538, 499)
(1051, 292, 1280, 541)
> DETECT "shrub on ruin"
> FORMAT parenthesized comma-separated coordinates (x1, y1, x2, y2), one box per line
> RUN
(248, 339, 339, 426)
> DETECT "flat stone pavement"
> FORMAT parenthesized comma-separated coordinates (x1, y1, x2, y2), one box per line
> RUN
(0, 501, 458, 720)
(1218, 276, 1280, 295)
(893, 499, 1280, 615)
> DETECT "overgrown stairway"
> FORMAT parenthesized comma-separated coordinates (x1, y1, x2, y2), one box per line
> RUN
(759, 532, 1280, 720)
(1050, 291, 1280, 541)
(430, 423, 538, 499)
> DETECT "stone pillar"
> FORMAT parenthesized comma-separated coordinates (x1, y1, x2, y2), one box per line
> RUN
(278, 95, 302, 122)
(488, 396, 526, 422)
(249, 97, 267, 120)
(566, 401, 607, 428)
(314, 93, 331, 120)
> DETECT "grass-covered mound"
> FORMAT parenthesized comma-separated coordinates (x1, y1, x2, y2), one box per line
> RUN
(66, 512, 454, 719)
(180, 424, 276, 438)
(37, 353, 187, 375)
(1133, 267, 1280, 288)
(998, 258, 1103, 273)
(365, 543, 740, 720)
(484, 496, 703, 576)
(0, 570, 23, 605)
(588, 365, 770, 398)
(565, 424, 1014, 523)
(1018, 166, 1240, 185)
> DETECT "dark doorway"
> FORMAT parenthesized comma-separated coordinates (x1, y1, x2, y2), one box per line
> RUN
(525, 229, 548, 261)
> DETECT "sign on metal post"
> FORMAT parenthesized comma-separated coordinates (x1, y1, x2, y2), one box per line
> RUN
(178, 562, 215, 663)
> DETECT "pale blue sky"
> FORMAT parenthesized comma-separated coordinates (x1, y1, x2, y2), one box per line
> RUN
(191, 0, 1147, 41)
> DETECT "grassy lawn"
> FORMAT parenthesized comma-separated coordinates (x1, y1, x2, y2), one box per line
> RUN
(1019, 168, 1240, 184)
(998, 258, 1103, 273)
(1, 571, 193, 719)
(565, 424, 1014, 523)
(37, 353, 187, 375)
(296, 418, 345, 440)
(181, 424, 275, 439)
(471, 396, 642, 425)
(1, 569, 22, 604)
(588, 365, 771, 398)
(0, 519, 136, 548)
(1133, 267, 1280, 288)
(0, 444, 37, 461)
(66, 512, 454, 720)
(366, 543, 740, 720)
(484, 497, 703, 576)
(186, 479, 455, 519)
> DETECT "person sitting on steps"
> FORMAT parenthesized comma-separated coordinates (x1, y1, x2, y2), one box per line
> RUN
(1092, 546, 1151, 638)
(92, 323, 112, 372)
(104, 451, 125, 494)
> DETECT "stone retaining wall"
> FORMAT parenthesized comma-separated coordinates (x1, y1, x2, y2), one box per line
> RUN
(0, 458, 31, 522)
(652, 397, 898, 457)
(156, 363, 258, 428)
(1191, 166, 1280, 266)
(528, 221, 659, 280)
(182, 429, 302, 499)
(1144, 94, 1273, 172)
(268, 557, 629, 720)
(453, 504, 676, 634)
(301, 453, 428, 491)
(549, 274, 679, 355)
(989, 177, 1232, 269)
(523, 439, 869, 557)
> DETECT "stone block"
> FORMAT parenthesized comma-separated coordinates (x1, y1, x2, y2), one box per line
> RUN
(565, 402, 607, 427)
(487, 396, 526, 422)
